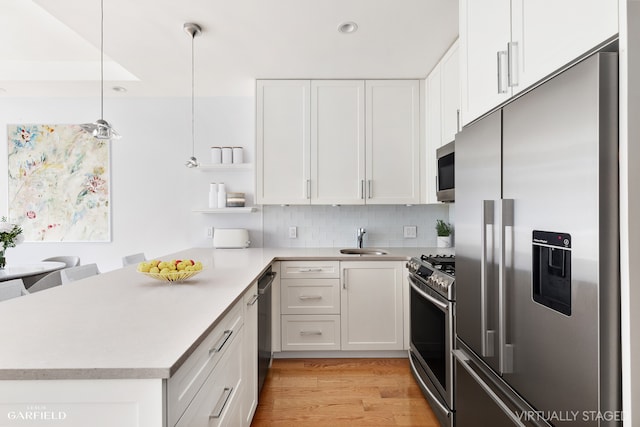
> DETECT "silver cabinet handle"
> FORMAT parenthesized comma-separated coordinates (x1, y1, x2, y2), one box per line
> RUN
(342, 269, 347, 290)
(456, 108, 461, 133)
(360, 180, 365, 199)
(299, 267, 323, 272)
(481, 200, 495, 358)
(497, 50, 508, 94)
(209, 386, 233, 419)
(247, 294, 259, 306)
(300, 330, 322, 336)
(305, 179, 311, 199)
(298, 295, 322, 300)
(209, 330, 233, 356)
(452, 350, 526, 427)
(507, 41, 519, 88)
(499, 199, 514, 374)
(367, 180, 372, 199)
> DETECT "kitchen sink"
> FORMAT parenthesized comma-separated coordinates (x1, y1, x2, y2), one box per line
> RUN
(339, 248, 388, 255)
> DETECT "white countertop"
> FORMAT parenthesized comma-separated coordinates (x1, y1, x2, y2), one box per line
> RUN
(0, 247, 448, 380)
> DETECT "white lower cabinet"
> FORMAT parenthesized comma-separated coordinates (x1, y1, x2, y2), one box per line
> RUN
(175, 325, 244, 427)
(340, 261, 404, 351)
(281, 314, 341, 350)
(242, 282, 259, 427)
(279, 260, 406, 352)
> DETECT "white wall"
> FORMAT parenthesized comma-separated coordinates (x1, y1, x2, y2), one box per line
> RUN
(619, 1, 639, 424)
(1, 95, 456, 272)
(0, 96, 261, 271)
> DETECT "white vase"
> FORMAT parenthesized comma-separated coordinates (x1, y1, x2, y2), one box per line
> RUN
(437, 236, 451, 248)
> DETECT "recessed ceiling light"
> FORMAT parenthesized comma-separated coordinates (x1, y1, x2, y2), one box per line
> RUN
(338, 21, 358, 34)
(112, 86, 127, 93)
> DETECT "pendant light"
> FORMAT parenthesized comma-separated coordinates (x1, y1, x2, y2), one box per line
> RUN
(184, 22, 202, 168)
(80, 0, 121, 140)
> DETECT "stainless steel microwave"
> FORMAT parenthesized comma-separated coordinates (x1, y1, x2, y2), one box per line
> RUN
(436, 141, 454, 202)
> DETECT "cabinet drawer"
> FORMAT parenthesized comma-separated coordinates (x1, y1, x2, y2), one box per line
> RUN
(280, 261, 340, 279)
(281, 278, 340, 314)
(168, 300, 243, 427)
(175, 326, 243, 427)
(281, 315, 341, 350)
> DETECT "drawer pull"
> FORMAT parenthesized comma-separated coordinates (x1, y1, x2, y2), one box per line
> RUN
(247, 294, 259, 306)
(298, 268, 324, 272)
(209, 386, 234, 419)
(300, 330, 323, 336)
(209, 330, 233, 356)
(298, 295, 322, 301)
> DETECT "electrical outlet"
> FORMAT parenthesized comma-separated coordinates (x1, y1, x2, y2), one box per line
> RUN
(403, 226, 417, 238)
(288, 226, 297, 239)
(206, 227, 214, 238)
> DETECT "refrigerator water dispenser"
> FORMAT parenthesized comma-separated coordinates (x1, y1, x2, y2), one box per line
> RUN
(532, 230, 572, 316)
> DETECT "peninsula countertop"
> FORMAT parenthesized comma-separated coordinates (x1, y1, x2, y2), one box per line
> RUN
(0, 247, 448, 381)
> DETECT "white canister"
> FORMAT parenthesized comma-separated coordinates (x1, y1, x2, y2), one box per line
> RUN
(232, 147, 244, 164)
(211, 147, 222, 164)
(208, 183, 218, 209)
(217, 183, 227, 208)
(221, 147, 233, 164)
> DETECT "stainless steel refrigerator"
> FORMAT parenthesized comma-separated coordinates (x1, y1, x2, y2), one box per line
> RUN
(454, 52, 620, 426)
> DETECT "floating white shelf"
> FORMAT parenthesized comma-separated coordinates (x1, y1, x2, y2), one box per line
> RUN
(192, 207, 258, 214)
(196, 163, 253, 171)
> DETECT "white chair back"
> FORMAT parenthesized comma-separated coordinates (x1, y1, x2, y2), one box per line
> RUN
(122, 253, 146, 267)
(28, 271, 63, 293)
(0, 279, 30, 301)
(60, 264, 100, 284)
(42, 256, 81, 268)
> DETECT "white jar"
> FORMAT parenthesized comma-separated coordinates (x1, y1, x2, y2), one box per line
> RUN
(217, 183, 227, 208)
(211, 147, 222, 164)
(208, 183, 218, 209)
(221, 147, 233, 164)
(232, 147, 244, 164)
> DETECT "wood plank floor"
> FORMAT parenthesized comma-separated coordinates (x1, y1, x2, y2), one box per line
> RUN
(250, 358, 440, 427)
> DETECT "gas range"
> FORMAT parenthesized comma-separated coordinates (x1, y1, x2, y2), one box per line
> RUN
(406, 254, 455, 301)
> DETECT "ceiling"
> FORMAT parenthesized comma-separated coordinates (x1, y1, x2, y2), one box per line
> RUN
(0, 0, 458, 98)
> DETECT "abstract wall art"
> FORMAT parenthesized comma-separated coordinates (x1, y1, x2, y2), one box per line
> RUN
(7, 124, 111, 242)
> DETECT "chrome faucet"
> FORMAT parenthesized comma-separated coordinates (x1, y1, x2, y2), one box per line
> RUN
(357, 227, 366, 248)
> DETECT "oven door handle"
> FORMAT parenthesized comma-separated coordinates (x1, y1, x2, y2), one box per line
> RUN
(408, 276, 449, 312)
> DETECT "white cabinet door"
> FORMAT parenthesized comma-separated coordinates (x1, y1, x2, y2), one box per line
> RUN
(424, 72, 441, 204)
(460, 0, 511, 126)
(510, 0, 618, 95)
(440, 41, 461, 144)
(242, 283, 258, 427)
(311, 80, 366, 205)
(365, 80, 421, 204)
(256, 80, 310, 204)
(340, 261, 404, 350)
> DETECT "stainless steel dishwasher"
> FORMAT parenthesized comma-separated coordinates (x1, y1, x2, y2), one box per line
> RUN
(257, 267, 276, 396)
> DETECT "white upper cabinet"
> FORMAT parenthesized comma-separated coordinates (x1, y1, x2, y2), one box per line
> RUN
(257, 79, 420, 205)
(256, 80, 311, 205)
(460, 0, 618, 126)
(423, 40, 460, 204)
(365, 80, 421, 205)
(311, 81, 366, 205)
(511, 0, 618, 95)
(440, 41, 461, 145)
(460, 0, 512, 125)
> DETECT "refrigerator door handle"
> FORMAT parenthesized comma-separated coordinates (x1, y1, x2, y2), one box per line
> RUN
(499, 199, 515, 374)
(453, 349, 527, 427)
(481, 200, 495, 358)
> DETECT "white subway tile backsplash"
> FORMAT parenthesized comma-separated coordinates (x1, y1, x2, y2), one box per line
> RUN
(263, 204, 451, 248)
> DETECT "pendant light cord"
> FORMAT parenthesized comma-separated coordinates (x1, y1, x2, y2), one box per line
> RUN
(100, 0, 104, 121)
(191, 31, 195, 158)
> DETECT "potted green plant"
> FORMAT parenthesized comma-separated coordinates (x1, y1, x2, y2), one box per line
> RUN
(0, 216, 23, 269)
(435, 219, 452, 248)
